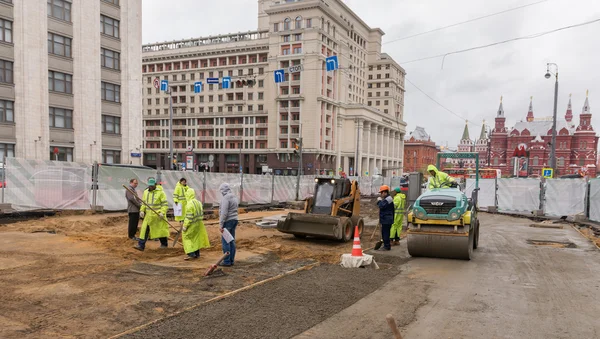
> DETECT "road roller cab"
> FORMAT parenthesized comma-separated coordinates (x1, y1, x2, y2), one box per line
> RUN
(407, 152, 481, 260)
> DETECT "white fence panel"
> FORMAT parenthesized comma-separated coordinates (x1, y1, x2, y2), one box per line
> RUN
(5, 158, 91, 211)
(590, 180, 600, 222)
(242, 174, 272, 204)
(465, 179, 496, 209)
(497, 178, 541, 213)
(273, 176, 296, 202)
(299, 175, 316, 199)
(97, 166, 157, 211)
(544, 179, 586, 217)
(205, 173, 241, 205)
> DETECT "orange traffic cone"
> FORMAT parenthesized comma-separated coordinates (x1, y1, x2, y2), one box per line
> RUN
(351, 225, 363, 257)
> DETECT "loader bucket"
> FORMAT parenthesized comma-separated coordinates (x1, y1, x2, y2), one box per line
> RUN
(277, 213, 352, 241)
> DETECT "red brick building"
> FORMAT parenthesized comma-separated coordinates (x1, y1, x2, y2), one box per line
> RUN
(489, 93, 598, 177)
(404, 126, 438, 172)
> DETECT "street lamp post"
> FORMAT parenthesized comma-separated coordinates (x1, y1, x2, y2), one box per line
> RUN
(545, 63, 559, 177)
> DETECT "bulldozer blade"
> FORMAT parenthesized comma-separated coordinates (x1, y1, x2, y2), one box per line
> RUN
(277, 213, 345, 240)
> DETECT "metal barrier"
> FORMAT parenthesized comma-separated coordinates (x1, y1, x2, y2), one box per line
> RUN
(588, 179, 600, 222)
(543, 179, 587, 217)
(1, 156, 596, 219)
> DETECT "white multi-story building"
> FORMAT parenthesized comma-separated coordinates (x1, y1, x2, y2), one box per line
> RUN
(141, 0, 406, 176)
(0, 0, 142, 164)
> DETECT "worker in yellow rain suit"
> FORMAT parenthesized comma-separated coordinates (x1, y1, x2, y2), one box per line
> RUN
(173, 178, 188, 224)
(390, 187, 406, 245)
(181, 188, 211, 260)
(427, 164, 456, 190)
(134, 178, 170, 251)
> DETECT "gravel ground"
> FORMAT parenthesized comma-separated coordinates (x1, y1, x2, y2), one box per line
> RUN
(121, 256, 406, 339)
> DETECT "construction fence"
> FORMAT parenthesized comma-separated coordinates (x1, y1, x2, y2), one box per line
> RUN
(3, 157, 600, 222)
(1, 157, 404, 212)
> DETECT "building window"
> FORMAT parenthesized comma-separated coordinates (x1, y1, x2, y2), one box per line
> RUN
(101, 82, 120, 102)
(281, 141, 288, 148)
(258, 92, 264, 100)
(0, 18, 12, 43)
(258, 80, 264, 88)
(293, 47, 302, 54)
(102, 150, 121, 164)
(101, 48, 120, 70)
(558, 157, 565, 167)
(533, 156, 539, 166)
(306, 18, 312, 28)
(48, 70, 71, 93)
(48, 32, 72, 57)
(49, 146, 73, 162)
(0, 143, 14, 159)
(101, 0, 119, 5)
(102, 115, 121, 134)
(100, 15, 120, 38)
(295, 16, 302, 29)
(0, 99, 13, 122)
(49, 107, 72, 128)
(48, 0, 71, 22)
(284, 18, 291, 30)
(273, 23, 279, 32)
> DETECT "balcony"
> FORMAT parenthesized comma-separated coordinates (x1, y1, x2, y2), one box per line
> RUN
(276, 94, 304, 100)
(256, 135, 267, 140)
(198, 136, 214, 140)
(198, 124, 214, 129)
(279, 120, 290, 126)
(226, 124, 243, 129)
(290, 133, 299, 139)
(145, 125, 161, 130)
(227, 136, 243, 140)
(145, 136, 161, 141)
(172, 125, 186, 130)
(289, 106, 300, 113)
(173, 135, 187, 141)
(289, 120, 300, 125)
(280, 133, 289, 139)
(256, 123, 268, 128)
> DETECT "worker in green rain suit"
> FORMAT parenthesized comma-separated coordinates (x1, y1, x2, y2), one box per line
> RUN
(173, 178, 188, 224)
(181, 188, 211, 260)
(390, 187, 406, 245)
(427, 164, 456, 190)
(134, 178, 170, 251)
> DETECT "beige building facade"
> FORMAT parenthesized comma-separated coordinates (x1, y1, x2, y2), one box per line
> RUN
(0, 0, 142, 164)
(142, 0, 406, 176)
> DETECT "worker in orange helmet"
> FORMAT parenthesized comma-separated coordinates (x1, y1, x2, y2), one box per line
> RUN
(376, 185, 394, 251)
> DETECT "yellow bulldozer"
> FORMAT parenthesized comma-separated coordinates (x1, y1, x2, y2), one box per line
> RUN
(277, 177, 364, 241)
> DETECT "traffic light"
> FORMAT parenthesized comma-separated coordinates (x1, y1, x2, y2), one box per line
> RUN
(235, 79, 255, 88)
(293, 138, 302, 156)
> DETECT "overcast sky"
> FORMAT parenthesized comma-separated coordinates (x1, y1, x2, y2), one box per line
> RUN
(142, 0, 600, 147)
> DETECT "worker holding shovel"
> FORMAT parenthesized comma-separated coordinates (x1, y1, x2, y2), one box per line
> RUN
(134, 178, 170, 251)
(181, 188, 210, 260)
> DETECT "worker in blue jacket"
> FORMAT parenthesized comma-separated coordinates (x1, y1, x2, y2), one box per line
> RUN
(377, 185, 395, 251)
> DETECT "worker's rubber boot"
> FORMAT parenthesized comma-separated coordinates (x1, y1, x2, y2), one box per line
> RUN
(133, 245, 144, 252)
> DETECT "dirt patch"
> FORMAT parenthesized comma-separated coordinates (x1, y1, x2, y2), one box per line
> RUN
(577, 227, 600, 248)
(526, 239, 577, 248)
(0, 210, 388, 339)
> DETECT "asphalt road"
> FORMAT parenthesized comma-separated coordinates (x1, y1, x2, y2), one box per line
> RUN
(295, 213, 600, 339)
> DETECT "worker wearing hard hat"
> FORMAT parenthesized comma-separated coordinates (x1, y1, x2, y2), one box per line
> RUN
(390, 187, 406, 245)
(427, 165, 456, 190)
(376, 185, 395, 251)
(134, 178, 170, 251)
(181, 188, 210, 260)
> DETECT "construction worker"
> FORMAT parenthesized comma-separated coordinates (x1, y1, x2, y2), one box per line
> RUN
(390, 187, 406, 245)
(219, 183, 239, 267)
(134, 178, 169, 251)
(427, 164, 456, 190)
(181, 188, 210, 260)
(173, 178, 188, 224)
(125, 178, 141, 240)
(377, 185, 395, 251)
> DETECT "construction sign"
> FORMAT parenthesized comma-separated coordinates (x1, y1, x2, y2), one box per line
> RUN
(542, 168, 553, 179)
